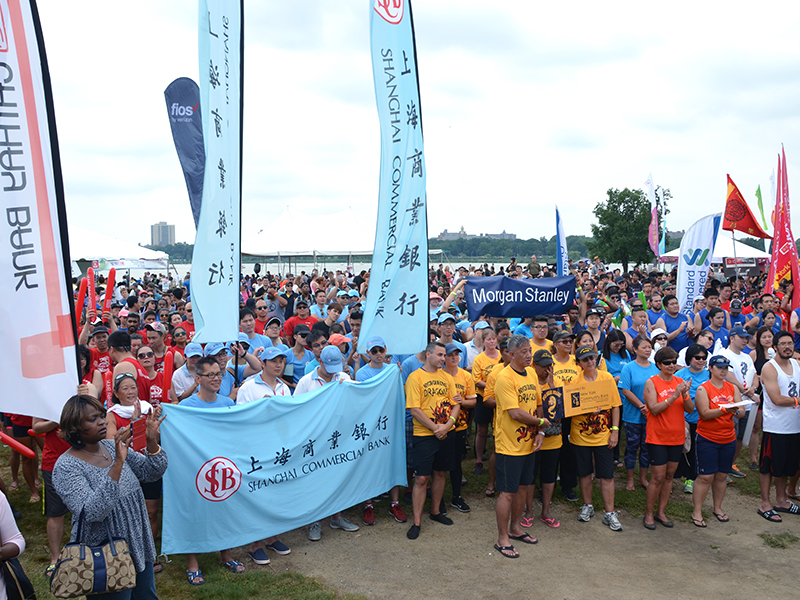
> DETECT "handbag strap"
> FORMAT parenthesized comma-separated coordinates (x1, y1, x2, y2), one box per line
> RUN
(75, 508, 119, 557)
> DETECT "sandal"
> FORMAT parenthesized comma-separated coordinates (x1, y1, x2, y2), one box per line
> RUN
(221, 560, 245, 573)
(45, 564, 56, 579)
(153, 561, 163, 573)
(757, 508, 782, 522)
(484, 487, 496, 498)
(692, 517, 707, 528)
(712, 512, 729, 522)
(186, 569, 205, 586)
(539, 516, 561, 528)
(509, 533, 538, 545)
(519, 517, 533, 528)
(493, 544, 519, 559)
(8, 483, 18, 492)
(773, 503, 800, 515)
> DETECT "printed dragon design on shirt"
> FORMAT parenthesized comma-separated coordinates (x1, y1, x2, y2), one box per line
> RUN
(431, 402, 451, 424)
(579, 411, 610, 436)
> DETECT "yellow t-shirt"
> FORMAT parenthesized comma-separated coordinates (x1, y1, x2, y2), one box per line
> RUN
(472, 351, 502, 388)
(405, 368, 457, 437)
(553, 355, 580, 387)
(447, 367, 476, 432)
(569, 370, 622, 447)
(494, 366, 540, 456)
(530, 338, 554, 355)
(484, 363, 507, 403)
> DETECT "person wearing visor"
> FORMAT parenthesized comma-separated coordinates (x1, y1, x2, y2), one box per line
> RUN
(690, 354, 743, 527)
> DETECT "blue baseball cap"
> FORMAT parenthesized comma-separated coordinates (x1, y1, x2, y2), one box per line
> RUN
(445, 343, 462, 355)
(474, 321, 492, 331)
(320, 346, 343, 374)
(336, 289, 348, 296)
(438, 313, 456, 324)
(204, 342, 229, 357)
(259, 347, 286, 361)
(184, 343, 203, 358)
(730, 326, 751, 339)
(366, 336, 386, 351)
(237, 332, 250, 344)
(347, 289, 359, 297)
(429, 309, 440, 321)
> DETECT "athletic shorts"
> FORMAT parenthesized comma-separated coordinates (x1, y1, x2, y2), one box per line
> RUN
(140, 477, 163, 501)
(474, 395, 494, 425)
(759, 431, 800, 478)
(495, 452, 536, 494)
(10, 424, 30, 439)
(412, 432, 456, 477)
(533, 448, 560, 485)
(42, 470, 68, 518)
(695, 435, 736, 475)
(574, 445, 613, 479)
(647, 443, 683, 466)
(734, 412, 750, 441)
(405, 418, 414, 470)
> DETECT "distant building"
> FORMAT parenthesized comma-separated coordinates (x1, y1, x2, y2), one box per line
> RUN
(666, 229, 684, 240)
(437, 227, 516, 241)
(151, 222, 175, 246)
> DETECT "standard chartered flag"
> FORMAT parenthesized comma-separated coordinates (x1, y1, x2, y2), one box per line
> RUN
(677, 214, 721, 316)
(555, 206, 569, 276)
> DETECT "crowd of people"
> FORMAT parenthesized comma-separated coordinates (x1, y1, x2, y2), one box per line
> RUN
(2, 254, 800, 594)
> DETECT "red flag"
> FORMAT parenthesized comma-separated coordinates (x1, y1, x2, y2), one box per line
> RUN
(767, 147, 800, 311)
(723, 175, 772, 238)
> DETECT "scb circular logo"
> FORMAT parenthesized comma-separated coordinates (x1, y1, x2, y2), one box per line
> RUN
(196, 457, 241, 502)
(374, 0, 403, 24)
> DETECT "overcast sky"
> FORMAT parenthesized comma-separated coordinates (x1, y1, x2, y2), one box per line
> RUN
(37, 1, 800, 248)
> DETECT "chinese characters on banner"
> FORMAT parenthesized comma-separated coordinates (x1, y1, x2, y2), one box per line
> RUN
(359, 0, 429, 355)
(0, 0, 78, 422)
(160, 366, 407, 554)
(190, 0, 242, 343)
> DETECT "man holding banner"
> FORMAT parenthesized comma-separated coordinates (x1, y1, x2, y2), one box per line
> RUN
(493, 336, 549, 557)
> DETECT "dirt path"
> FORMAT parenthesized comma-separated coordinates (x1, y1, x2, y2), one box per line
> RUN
(252, 487, 799, 600)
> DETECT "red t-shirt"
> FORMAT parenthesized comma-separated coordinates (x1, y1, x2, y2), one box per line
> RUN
(697, 380, 737, 444)
(147, 371, 167, 405)
(182, 321, 196, 341)
(90, 348, 112, 374)
(9, 414, 31, 427)
(646, 376, 687, 446)
(283, 315, 318, 339)
(41, 428, 71, 471)
(121, 357, 151, 402)
(254, 318, 269, 335)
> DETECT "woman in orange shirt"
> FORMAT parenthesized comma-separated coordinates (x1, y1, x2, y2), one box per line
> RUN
(642, 347, 693, 530)
(690, 355, 744, 527)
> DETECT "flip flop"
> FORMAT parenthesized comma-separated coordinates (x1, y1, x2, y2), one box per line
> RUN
(45, 564, 56, 579)
(484, 488, 496, 498)
(186, 569, 205, 586)
(8, 483, 18, 492)
(692, 518, 707, 528)
(757, 509, 782, 523)
(712, 512, 730, 522)
(539, 516, 561, 528)
(519, 517, 533, 528)
(773, 503, 800, 515)
(221, 560, 245, 573)
(494, 544, 519, 559)
(509, 533, 538, 545)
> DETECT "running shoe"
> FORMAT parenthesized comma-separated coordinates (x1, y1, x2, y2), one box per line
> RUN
(330, 516, 359, 532)
(388, 503, 408, 523)
(451, 497, 471, 512)
(729, 464, 746, 478)
(602, 511, 623, 531)
(684, 479, 694, 494)
(363, 504, 375, 526)
(578, 504, 595, 522)
(308, 522, 321, 541)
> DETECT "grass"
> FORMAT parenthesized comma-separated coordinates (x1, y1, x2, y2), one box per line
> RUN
(1, 445, 365, 600)
(758, 531, 799, 549)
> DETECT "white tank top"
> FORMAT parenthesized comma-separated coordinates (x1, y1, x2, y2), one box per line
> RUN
(762, 358, 800, 434)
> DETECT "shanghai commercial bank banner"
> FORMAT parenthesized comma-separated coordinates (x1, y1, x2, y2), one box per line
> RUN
(160, 366, 407, 554)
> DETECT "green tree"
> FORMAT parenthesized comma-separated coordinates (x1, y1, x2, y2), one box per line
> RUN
(588, 187, 670, 272)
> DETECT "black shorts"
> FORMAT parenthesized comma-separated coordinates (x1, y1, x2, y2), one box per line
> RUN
(533, 448, 560, 485)
(3, 414, 12, 428)
(474, 395, 494, 425)
(647, 443, 683, 466)
(140, 478, 163, 501)
(412, 433, 456, 477)
(574, 445, 614, 479)
(759, 431, 800, 478)
(42, 470, 68, 518)
(495, 453, 536, 494)
(10, 424, 29, 438)
(696, 435, 736, 475)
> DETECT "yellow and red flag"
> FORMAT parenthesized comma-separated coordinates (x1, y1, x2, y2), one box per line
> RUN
(723, 175, 771, 239)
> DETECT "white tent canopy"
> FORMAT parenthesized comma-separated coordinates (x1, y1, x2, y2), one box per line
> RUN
(69, 225, 169, 271)
(660, 233, 770, 263)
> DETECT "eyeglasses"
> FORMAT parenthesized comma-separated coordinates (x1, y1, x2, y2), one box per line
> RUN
(659, 359, 677, 366)
(114, 373, 135, 382)
(370, 348, 386, 354)
(186, 309, 192, 313)
(256, 306, 268, 310)
(199, 372, 223, 380)
(137, 352, 154, 358)
(173, 331, 186, 337)
(295, 332, 308, 338)
(692, 356, 708, 361)
(654, 337, 668, 342)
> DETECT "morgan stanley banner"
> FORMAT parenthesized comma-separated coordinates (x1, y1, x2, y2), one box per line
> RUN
(359, 0, 429, 355)
(0, 0, 78, 422)
(164, 77, 205, 229)
(191, 0, 242, 344)
(677, 213, 721, 316)
(160, 365, 407, 554)
(465, 276, 576, 321)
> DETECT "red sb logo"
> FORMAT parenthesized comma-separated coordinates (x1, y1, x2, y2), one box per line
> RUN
(196, 457, 241, 502)
(374, 0, 403, 24)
